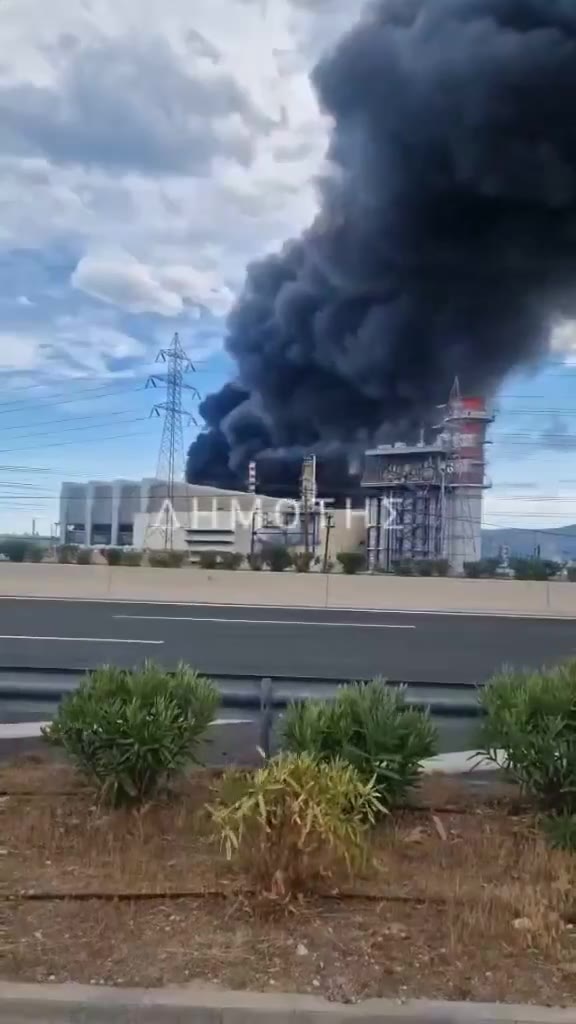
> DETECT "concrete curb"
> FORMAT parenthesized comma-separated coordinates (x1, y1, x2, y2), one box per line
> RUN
(0, 983, 573, 1023)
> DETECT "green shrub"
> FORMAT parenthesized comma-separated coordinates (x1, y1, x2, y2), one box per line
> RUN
(391, 559, 414, 576)
(44, 662, 219, 806)
(102, 547, 123, 566)
(76, 548, 92, 565)
(210, 752, 383, 899)
(247, 553, 263, 571)
(432, 559, 450, 577)
(121, 550, 143, 567)
(510, 557, 560, 581)
(292, 551, 314, 573)
(219, 551, 244, 571)
(0, 539, 33, 563)
(25, 545, 44, 563)
(567, 566, 576, 583)
(464, 558, 500, 578)
(337, 551, 366, 575)
(479, 662, 576, 812)
(198, 550, 220, 570)
(414, 560, 434, 577)
(262, 544, 293, 572)
(57, 544, 79, 564)
(542, 813, 576, 852)
(148, 550, 186, 568)
(283, 681, 437, 808)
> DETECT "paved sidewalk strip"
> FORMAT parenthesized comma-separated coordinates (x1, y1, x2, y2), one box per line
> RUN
(0, 983, 574, 1023)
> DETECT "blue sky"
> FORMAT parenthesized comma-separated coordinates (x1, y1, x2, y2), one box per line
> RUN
(0, 0, 574, 536)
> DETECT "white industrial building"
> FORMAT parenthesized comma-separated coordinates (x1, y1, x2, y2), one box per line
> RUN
(59, 478, 364, 562)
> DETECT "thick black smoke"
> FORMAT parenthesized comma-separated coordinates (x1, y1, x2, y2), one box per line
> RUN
(187, 0, 576, 496)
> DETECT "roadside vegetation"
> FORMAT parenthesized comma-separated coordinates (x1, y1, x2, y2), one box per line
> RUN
(3, 660, 576, 1001)
(4, 542, 576, 580)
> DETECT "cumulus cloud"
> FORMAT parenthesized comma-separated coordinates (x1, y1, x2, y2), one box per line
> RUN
(0, 35, 266, 175)
(0, 316, 146, 377)
(72, 252, 235, 317)
(0, 0, 366, 381)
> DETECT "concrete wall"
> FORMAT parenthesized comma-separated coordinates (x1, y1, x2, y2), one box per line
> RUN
(2, 562, 576, 616)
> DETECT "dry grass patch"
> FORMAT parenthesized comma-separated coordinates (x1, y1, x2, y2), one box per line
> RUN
(1, 755, 576, 1004)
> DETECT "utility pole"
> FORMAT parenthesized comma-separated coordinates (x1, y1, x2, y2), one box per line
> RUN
(300, 455, 317, 556)
(323, 511, 334, 573)
(248, 460, 257, 555)
(146, 333, 199, 550)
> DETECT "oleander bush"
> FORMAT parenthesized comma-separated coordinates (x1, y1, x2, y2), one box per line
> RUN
(283, 681, 437, 808)
(44, 662, 219, 806)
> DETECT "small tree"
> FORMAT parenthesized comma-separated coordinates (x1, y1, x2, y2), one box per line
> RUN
(247, 553, 264, 571)
(337, 551, 366, 575)
(76, 548, 92, 565)
(262, 544, 293, 572)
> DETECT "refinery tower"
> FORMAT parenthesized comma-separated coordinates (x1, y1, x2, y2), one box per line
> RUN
(362, 382, 493, 574)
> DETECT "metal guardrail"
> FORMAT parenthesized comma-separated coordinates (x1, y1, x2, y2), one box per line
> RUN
(0, 668, 485, 757)
(0, 667, 483, 713)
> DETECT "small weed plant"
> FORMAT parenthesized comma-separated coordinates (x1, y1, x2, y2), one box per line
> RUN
(210, 752, 383, 900)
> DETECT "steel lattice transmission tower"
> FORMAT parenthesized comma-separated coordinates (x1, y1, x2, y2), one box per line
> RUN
(146, 333, 199, 549)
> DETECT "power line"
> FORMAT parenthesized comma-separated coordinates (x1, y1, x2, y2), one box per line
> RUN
(0, 427, 156, 455)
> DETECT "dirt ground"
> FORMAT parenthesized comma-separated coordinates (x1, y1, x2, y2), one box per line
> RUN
(2, 752, 576, 1005)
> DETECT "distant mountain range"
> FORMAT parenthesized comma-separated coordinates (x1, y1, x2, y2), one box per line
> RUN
(482, 525, 576, 563)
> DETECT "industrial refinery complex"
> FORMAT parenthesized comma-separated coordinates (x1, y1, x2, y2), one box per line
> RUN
(59, 383, 493, 575)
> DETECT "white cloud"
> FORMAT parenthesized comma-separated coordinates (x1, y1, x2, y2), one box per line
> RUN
(0, 313, 147, 378)
(72, 251, 235, 318)
(0, 0, 366, 328)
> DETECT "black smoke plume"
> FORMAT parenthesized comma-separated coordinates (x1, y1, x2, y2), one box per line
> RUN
(187, 0, 576, 496)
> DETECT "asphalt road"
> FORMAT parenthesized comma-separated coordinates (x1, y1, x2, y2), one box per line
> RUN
(0, 597, 575, 683)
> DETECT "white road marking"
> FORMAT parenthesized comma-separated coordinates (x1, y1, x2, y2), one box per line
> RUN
(114, 615, 415, 630)
(0, 635, 164, 644)
(0, 718, 252, 739)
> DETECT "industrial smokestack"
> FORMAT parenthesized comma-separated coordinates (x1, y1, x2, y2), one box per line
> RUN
(187, 0, 576, 495)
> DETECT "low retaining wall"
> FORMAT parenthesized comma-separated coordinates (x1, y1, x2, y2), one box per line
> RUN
(1, 563, 576, 617)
